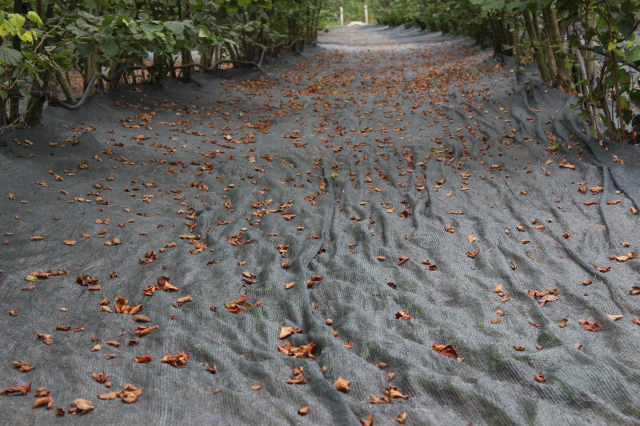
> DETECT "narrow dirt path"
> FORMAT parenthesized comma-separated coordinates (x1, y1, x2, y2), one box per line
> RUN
(0, 26, 639, 425)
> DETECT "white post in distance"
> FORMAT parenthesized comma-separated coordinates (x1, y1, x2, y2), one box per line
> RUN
(364, 4, 368, 24)
(340, 7, 344, 26)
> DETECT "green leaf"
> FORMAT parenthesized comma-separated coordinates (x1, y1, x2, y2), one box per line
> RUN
(619, 96, 630, 111)
(0, 45, 23, 66)
(0, 21, 10, 37)
(27, 11, 43, 26)
(578, 109, 591, 121)
(17, 28, 30, 43)
(19, 87, 31, 100)
(51, 54, 73, 72)
(197, 25, 212, 39)
(626, 45, 640, 63)
(99, 37, 119, 56)
(0, 11, 4, 26)
(8, 13, 26, 28)
(78, 43, 97, 58)
(237, 0, 251, 7)
(23, 52, 39, 62)
(164, 21, 185, 36)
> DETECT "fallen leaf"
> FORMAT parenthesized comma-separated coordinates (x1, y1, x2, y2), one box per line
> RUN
(370, 394, 390, 404)
(298, 407, 309, 416)
(175, 295, 193, 307)
(134, 355, 153, 363)
(161, 351, 190, 368)
(360, 414, 374, 426)
(556, 318, 568, 328)
(286, 366, 308, 385)
(69, 398, 94, 414)
(395, 311, 413, 320)
(134, 325, 159, 336)
(538, 295, 558, 307)
(116, 383, 143, 403)
(579, 320, 600, 331)
(63, 240, 76, 246)
(333, 377, 351, 392)
(92, 372, 110, 384)
(381, 385, 408, 399)
(432, 342, 464, 362)
(157, 276, 178, 291)
(534, 375, 547, 383)
(0, 382, 31, 395)
(97, 392, 118, 401)
(13, 361, 36, 372)
(36, 333, 53, 344)
(466, 249, 480, 258)
(279, 326, 294, 340)
(133, 315, 151, 322)
(607, 314, 623, 321)
(224, 295, 261, 314)
(306, 275, 325, 288)
(33, 395, 54, 409)
(276, 341, 316, 359)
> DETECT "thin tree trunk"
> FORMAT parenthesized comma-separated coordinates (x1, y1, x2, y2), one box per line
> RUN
(584, 12, 597, 86)
(523, 9, 551, 83)
(542, 7, 570, 88)
(541, 25, 558, 81)
(55, 68, 74, 103)
(182, 50, 192, 80)
(25, 0, 49, 125)
(532, 10, 558, 81)
(508, 14, 520, 66)
(489, 17, 504, 54)
(9, 0, 23, 124)
(83, 47, 98, 96)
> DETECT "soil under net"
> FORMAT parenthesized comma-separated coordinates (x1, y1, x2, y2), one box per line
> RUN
(1, 26, 640, 426)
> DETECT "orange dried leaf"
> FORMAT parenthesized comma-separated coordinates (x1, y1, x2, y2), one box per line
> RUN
(134, 355, 153, 363)
(333, 377, 350, 392)
(69, 398, 94, 414)
(0, 382, 31, 395)
(161, 351, 189, 368)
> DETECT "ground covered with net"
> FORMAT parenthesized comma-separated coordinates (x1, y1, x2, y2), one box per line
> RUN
(1, 26, 640, 426)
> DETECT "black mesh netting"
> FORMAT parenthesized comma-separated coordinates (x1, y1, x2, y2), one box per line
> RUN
(1, 26, 640, 425)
